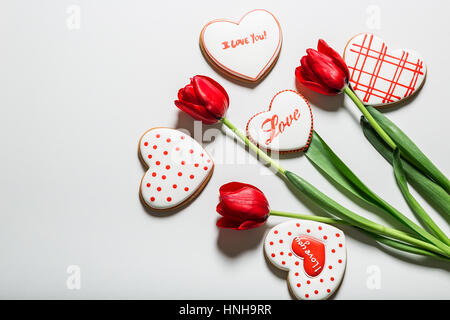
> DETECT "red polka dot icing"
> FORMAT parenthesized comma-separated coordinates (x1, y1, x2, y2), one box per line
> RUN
(139, 128, 214, 210)
(264, 220, 347, 300)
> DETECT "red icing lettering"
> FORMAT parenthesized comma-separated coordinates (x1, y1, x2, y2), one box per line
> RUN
(291, 236, 325, 277)
(260, 109, 301, 145)
(250, 30, 268, 43)
(230, 38, 249, 48)
(261, 115, 278, 145)
(221, 30, 267, 50)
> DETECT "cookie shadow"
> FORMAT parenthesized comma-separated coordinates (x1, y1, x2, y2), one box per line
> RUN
(272, 150, 306, 160)
(372, 88, 420, 113)
(372, 73, 426, 114)
(205, 63, 260, 89)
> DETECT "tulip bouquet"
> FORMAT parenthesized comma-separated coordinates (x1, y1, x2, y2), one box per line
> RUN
(174, 75, 450, 260)
(294, 40, 450, 249)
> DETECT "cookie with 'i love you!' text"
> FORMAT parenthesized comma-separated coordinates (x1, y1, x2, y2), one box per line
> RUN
(200, 9, 282, 83)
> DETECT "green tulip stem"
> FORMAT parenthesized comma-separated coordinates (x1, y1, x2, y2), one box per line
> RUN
(343, 86, 396, 150)
(270, 210, 349, 225)
(270, 210, 448, 260)
(220, 117, 286, 174)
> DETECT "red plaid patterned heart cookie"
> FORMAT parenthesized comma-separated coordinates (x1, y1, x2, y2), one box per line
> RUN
(344, 33, 427, 106)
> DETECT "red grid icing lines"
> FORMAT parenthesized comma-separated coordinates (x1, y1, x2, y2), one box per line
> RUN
(346, 34, 425, 104)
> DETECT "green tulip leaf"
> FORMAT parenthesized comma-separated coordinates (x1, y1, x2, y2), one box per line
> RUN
(270, 210, 448, 260)
(366, 106, 450, 193)
(361, 117, 450, 218)
(305, 131, 450, 253)
(367, 231, 449, 261)
(393, 148, 450, 245)
(284, 170, 450, 257)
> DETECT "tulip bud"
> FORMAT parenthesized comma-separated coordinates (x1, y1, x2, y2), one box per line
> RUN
(295, 39, 350, 95)
(175, 75, 229, 124)
(216, 182, 270, 230)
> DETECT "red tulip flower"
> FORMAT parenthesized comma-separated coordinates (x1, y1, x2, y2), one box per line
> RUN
(175, 75, 229, 124)
(295, 39, 349, 95)
(216, 182, 270, 230)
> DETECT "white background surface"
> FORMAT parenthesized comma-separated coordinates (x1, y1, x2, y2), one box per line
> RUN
(0, 0, 449, 299)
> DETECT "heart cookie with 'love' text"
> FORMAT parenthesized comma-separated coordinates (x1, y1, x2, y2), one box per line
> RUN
(264, 220, 347, 300)
(139, 128, 214, 211)
(200, 9, 282, 82)
(344, 33, 427, 106)
(246, 90, 313, 153)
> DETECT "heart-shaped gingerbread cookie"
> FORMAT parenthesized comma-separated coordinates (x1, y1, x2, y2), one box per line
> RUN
(344, 33, 426, 106)
(200, 9, 282, 82)
(139, 128, 214, 211)
(264, 220, 347, 300)
(246, 90, 313, 153)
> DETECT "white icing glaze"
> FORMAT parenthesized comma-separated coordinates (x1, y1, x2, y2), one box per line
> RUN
(344, 33, 427, 106)
(246, 90, 313, 152)
(200, 9, 282, 82)
(264, 220, 347, 300)
(139, 128, 213, 210)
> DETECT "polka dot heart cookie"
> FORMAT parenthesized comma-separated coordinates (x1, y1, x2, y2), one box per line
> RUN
(138, 127, 214, 211)
(264, 220, 347, 300)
